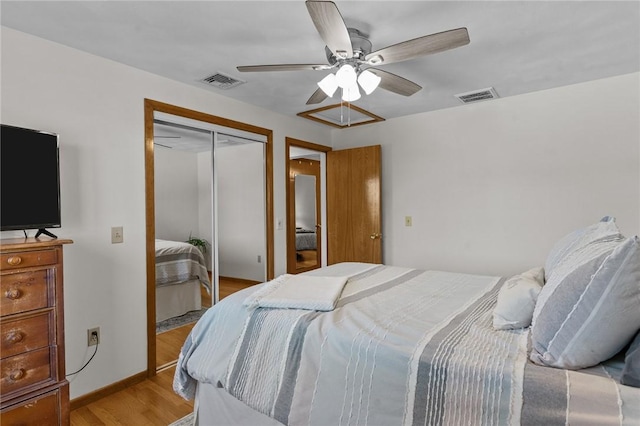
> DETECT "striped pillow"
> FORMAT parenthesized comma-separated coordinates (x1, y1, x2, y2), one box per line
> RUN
(544, 216, 622, 280)
(530, 235, 640, 369)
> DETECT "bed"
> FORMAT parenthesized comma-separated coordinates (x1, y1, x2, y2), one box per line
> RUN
(155, 239, 211, 323)
(173, 217, 640, 425)
(295, 228, 317, 251)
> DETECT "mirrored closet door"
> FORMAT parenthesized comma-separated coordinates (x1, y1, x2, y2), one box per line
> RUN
(145, 100, 273, 375)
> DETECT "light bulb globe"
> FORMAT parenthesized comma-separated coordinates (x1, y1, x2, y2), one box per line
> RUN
(341, 84, 361, 102)
(317, 73, 338, 97)
(357, 70, 382, 95)
(335, 64, 357, 89)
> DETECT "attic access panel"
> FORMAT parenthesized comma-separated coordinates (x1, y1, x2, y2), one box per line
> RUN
(297, 103, 384, 129)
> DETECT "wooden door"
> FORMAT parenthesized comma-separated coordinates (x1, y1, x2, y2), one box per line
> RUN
(327, 145, 382, 264)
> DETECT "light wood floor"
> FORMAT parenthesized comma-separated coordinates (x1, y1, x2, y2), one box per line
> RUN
(296, 249, 318, 269)
(71, 277, 258, 425)
(70, 366, 191, 426)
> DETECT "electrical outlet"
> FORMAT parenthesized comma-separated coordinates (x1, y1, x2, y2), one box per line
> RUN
(111, 226, 123, 244)
(87, 327, 100, 346)
(257, 255, 262, 263)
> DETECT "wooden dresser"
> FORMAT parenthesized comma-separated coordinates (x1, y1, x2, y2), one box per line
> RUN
(0, 238, 72, 425)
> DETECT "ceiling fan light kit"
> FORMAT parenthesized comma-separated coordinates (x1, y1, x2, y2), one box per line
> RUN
(236, 0, 470, 123)
(315, 62, 379, 102)
(316, 64, 382, 101)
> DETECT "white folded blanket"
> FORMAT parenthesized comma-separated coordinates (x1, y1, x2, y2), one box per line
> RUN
(243, 274, 349, 311)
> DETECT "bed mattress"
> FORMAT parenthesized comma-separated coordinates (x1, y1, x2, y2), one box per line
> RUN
(174, 262, 639, 425)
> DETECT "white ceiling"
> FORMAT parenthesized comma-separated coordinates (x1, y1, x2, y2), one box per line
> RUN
(2, 1, 639, 125)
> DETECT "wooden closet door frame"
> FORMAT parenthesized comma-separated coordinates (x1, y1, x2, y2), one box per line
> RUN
(144, 99, 274, 376)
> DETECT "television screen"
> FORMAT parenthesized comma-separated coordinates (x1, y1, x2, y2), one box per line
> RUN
(1, 124, 61, 236)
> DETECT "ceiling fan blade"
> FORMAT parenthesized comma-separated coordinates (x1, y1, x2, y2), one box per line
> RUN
(237, 64, 332, 72)
(306, 0, 353, 59)
(367, 68, 422, 96)
(306, 88, 329, 105)
(365, 27, 470, 66)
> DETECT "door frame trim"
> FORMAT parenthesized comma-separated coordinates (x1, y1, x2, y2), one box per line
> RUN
(144, 99, 274, 376)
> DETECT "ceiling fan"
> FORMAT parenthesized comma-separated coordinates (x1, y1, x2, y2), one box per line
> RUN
(237, 0, 470, 105)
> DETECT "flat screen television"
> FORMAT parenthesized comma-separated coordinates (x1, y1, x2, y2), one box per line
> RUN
(1, 124, 61, 239)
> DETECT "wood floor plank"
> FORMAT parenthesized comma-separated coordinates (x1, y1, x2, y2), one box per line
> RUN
(70, 406, 103, 426)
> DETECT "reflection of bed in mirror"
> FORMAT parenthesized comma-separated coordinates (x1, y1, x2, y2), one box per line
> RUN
(295, 228, 316, 251)
(155, 239, 211, 322)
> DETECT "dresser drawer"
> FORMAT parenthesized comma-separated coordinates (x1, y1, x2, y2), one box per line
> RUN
(1, 312, 52, 359)
(0, 270, 49, 316)
(1, 347, 53, 395)
(0, 249, 57, 271)
(1, 388, 60, 426)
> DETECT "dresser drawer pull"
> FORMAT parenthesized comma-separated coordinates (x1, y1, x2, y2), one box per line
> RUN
(9, 368, 26, 381)
(5, 288, 23, 300)
(6, 256, 23, 266)
(6, 331, 25, 344)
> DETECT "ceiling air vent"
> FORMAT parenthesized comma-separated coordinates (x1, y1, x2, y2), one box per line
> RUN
(199, 72, 245, 90)
(455, 87, 499, 104)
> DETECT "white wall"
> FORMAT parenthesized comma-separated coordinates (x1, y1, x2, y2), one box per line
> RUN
(0, 27, 332, 399)
(332, 73, 640, 277)
(154, 146, 201, 241)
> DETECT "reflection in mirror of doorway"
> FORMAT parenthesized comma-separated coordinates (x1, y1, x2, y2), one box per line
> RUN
(295, 174, 317, 269)
(290, 156, 321, 271)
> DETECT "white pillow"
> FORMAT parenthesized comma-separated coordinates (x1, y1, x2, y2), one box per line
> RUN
(492, 267, 545, 330)
(530, 236, 640, 369)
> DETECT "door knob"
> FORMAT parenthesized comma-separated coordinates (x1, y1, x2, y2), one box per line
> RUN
(370, 233, 382, 239)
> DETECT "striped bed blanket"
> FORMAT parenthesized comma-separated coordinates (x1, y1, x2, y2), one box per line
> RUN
(155, 239, 211, 292)
(174, 263, 639, 425)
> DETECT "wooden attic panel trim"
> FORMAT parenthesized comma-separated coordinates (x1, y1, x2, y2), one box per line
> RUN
(297, 103, 385, 128)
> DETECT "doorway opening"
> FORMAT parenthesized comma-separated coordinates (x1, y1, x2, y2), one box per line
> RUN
(285, 137, 331, 274)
